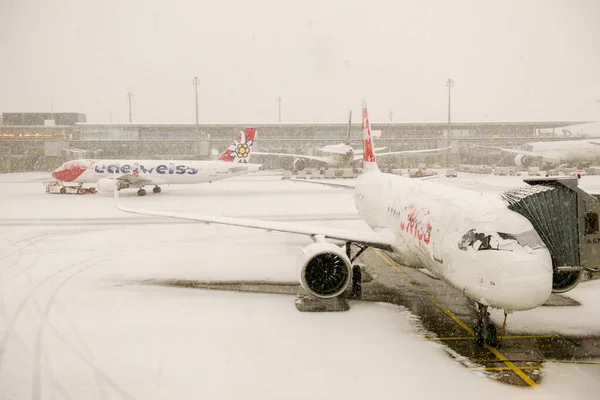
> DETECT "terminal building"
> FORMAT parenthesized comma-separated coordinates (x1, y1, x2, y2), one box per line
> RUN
(0, 111, 591, 172)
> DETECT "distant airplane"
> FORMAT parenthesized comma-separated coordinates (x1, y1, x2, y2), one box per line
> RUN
(253, 111, 454, 170)
(473, 139, 600, 168)
(51, 128, 261, 196)
(115, 101, 560, 347)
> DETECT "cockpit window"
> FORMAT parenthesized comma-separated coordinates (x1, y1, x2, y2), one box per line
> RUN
(459, 229, 545, 251)
(459, 229, 496, 251)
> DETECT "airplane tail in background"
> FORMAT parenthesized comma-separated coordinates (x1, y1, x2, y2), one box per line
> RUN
(361, 100, 379, 173)
(218, 127, 257, 163)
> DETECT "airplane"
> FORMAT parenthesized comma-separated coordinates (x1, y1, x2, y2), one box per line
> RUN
(51, 127, 261, 196)
(252, 111, 455, 171)
(114, 101, 563, 347)
(472, 139, 600, 168)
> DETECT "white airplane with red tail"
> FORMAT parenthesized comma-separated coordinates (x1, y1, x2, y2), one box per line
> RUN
(52, 128, 261, 196)
(115, 102, 557, 346)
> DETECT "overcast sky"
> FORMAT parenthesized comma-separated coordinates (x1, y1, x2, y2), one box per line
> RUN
(1, 0, 599, 124)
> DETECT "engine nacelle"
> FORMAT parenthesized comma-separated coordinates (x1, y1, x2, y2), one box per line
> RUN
(298, 242, 352, 298)
(98, 178, 129, 192)
(514, 154, 531, 167)
(293, 158, 307, 171)
(552, 269, 584, 294)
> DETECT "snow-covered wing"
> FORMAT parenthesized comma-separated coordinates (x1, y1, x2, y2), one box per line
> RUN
(291, 180, 355, 190)
(470, 145, 544, 158)
(353, 147, 387, 156)
(252, 152, 332, 163)
(114, 190, 394, 250)
(353, 142, 456, 161)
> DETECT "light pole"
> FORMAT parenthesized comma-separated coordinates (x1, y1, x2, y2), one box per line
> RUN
(126, 92, 133, 123)
(276, 96, 282, 123)
(193, 77, 200, 133)
(388, 111, 393, 122)
(193, 77, 200, 159)
(446, 78, 454, 167)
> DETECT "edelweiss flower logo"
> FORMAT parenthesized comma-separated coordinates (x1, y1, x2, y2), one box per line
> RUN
(228, 130, 253, 163)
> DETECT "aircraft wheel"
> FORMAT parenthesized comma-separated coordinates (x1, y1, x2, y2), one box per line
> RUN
(474, 324, 484, 346)
(60, 188, 66, 194)
(153, 186, 161, 194)
(137, 188, 147, 196)
(486, 325, 499, 347)
(350, 265, 362, 298)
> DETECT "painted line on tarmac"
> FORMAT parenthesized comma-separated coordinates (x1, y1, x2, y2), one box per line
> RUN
(426, 335, 553, 341)
(373, 249, 538, 387)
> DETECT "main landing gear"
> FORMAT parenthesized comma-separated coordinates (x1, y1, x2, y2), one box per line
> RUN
(474, 302, 499, 347)
(345, 242, 370, 299)
(136, 186, 161, 196)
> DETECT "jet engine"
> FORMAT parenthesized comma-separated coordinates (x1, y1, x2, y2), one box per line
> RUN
(552, 269, 584, 294)
(514, 154, 531, 167)
(298, 242, 352, 298)
(293, 158, 307, 171)
(98, 178, 129, 192)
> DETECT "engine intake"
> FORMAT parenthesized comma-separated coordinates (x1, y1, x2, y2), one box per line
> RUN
(293, 158, 307, 171)
(552, 269, 584, 293)
(514, 154, 531, 167)
(298, 242, 352, 298)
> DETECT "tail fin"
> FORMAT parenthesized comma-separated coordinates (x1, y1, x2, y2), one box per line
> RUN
(218, 127, 257, 163)
(345, 110, 352, 145)
(361, 100, 379, 173)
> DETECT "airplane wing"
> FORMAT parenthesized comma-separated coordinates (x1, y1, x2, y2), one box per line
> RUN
(470, 144, 544, 158)
(113, 189, 395, 251)
(354, 142, 456, 161)
(353, 147, 387, 156)
(252, 152, 333, 164)
(116, 174, 169, 186)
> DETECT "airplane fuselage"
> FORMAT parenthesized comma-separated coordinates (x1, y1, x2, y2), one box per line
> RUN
(523, 140, 600, 166)
(353, 172, 553, 312)
(53, 159, 256, 184)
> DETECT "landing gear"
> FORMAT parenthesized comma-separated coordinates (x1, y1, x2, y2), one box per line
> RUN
(350, 265, 362, 298)
(345, 242, 369, 299)
(153, 186, 161, 194)
(474, 303, 499, 347)
(137, 188, 147, 196)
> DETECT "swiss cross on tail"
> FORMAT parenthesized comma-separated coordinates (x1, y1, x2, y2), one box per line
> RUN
(219, 127, 257, 163)
(361, 100, 377, 167)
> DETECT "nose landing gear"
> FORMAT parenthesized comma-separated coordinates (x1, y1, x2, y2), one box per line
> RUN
(474, 303, 499, 347)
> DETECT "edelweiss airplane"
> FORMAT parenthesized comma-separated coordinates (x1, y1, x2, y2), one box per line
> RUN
(52, 128, 260, 196)
(253, 111, 455, 171)
(474, 139, 600, 168)
(115, 102, 559, 346)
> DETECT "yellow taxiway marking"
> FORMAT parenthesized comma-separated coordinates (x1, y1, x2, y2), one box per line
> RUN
(427, 335, 553, 341)
(469, 366, 543, 371)
(373, 250, 538, 387)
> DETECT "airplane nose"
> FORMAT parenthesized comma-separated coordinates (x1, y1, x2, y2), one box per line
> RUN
(503, 249, 553, 311)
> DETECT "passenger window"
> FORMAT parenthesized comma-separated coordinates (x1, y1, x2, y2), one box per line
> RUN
(585, 212, 599, 235)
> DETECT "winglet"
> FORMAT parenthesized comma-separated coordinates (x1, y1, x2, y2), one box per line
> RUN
(218, 127, 257, 163)
(361, 100, 379, 173)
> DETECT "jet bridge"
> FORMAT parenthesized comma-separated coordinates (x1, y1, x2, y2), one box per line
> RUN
(501, 176, 600, 293)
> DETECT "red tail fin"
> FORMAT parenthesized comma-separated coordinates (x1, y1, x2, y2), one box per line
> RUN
(361, 100, 379, 172)
(219, 127, 257, 163)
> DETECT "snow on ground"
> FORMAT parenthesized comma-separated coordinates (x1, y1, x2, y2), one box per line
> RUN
(1, 172, 600, 399)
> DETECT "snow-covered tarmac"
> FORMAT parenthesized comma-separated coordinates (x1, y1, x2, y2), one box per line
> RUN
(1, 171, 599, 399)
